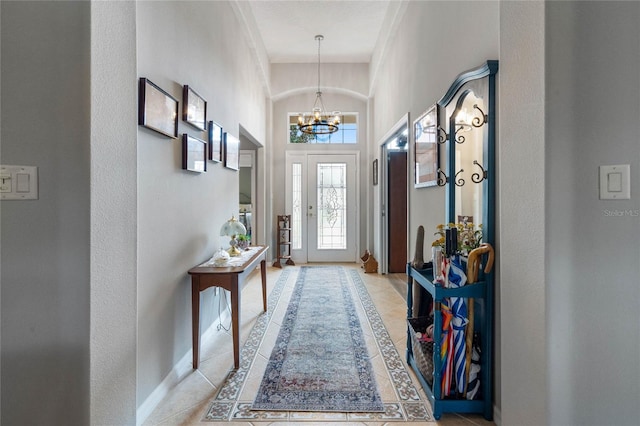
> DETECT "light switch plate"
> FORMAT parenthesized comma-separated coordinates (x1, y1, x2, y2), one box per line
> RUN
(599, 164, 630, 200)
(0, 165, 38, 200)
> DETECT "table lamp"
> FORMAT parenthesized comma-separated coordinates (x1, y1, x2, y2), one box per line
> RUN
(220, 215, 247, 257)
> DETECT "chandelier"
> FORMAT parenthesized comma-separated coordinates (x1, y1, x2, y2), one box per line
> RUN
(297, 35, 341, 135)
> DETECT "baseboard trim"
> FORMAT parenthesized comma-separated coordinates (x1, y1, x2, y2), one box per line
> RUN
(136, 309, 231, 426)
(493, 404, 502, 426)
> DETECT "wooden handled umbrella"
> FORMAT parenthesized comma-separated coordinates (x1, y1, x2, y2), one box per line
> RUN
(463, 243, 494, 397)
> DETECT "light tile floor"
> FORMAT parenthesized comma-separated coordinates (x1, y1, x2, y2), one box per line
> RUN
(143, 264, 495, 426)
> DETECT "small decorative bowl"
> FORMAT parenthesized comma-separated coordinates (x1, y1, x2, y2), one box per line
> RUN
(212, 249, 230, 266)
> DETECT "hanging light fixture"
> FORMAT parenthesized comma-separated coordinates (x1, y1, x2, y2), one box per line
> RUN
(297, 35, 341, 136)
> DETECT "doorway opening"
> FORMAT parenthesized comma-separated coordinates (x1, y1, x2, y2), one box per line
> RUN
(378, 116, 410, 274)
(238, 126, 263, 245)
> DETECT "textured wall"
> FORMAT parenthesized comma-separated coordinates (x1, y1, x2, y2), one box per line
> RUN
(1, 1, 91, 424)
(546, 2, 640, 425)
(499, 1, 546, 424)
(90, 1, 138, 424)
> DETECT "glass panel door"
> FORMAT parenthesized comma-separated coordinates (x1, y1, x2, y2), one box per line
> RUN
(307, 154, 357, 262)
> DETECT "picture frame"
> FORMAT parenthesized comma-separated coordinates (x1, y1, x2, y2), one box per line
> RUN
(182, 134, 207, 173)
(224, 132, 240, 171)
(138, 78, 179, 138)
(182, 85, 207, 131)
(373, 159, 378, 186)
(208, 120, 223, 163)
(413, 104, 439, 188)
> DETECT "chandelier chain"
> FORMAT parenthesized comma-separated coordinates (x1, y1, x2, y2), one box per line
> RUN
(316, 35, 321, 93)
(297, 34, 340, 136)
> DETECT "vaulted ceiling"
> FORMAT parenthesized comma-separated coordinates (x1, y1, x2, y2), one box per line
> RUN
(245, 0, 392, 63)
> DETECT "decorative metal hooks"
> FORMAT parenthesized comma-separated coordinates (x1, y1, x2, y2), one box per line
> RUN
(437, 125, 448, 144)
(472, 104, 488, 128)
(437, 169, 448, 187)
(455, 128, 467, 144)
(455, 169, 465, 187)
(471, 160, 488, 183)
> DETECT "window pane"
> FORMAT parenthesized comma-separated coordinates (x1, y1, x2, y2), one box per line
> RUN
(288, 113, 358, 144)
(316, 163, 347, 249)
(292, 163, 302, 250)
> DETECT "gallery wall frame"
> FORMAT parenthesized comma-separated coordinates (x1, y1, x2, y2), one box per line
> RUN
(182, 85, 207, 131)
(182, 134, 207, 173)
(208, 120, 223, 163)
(138, 78, 179, 138)
(413, 104, 439, 188)
(224, 132, 240, 171)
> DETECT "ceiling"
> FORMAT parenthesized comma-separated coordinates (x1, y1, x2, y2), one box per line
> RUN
(245, 0, 392, 63)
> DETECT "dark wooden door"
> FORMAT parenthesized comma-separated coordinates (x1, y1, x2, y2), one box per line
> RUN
(388, 151, 407, 273)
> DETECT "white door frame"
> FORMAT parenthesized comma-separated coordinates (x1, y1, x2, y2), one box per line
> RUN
(285, 150, 360, 264)
(239, 150, 256, 239)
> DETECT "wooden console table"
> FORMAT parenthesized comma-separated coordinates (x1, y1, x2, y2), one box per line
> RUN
(188, 245, 269, 369)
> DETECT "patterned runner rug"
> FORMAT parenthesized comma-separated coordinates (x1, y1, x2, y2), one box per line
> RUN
(252, 266, 385, 412)
(202, 266, 431, 422)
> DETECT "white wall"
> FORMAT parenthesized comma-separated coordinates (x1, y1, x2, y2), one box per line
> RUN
(1, 2, 91, 424)
(90, 1, 139, 424)
(499, 1, 546, 424)
(136, 0, 268, 409)
(546, 2, 640, 425)
(271, 63, 369, 100)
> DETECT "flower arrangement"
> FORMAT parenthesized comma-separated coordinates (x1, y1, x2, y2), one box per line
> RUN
(433, 222, 483, 256)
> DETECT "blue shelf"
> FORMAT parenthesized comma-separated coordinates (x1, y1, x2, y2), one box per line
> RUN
(407, 263, 493, 421)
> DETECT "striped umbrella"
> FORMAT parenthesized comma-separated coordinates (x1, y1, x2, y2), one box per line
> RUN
(440, 297, 454, 397)
(448, 255, 468, 395)
(439, 257, 454, 397)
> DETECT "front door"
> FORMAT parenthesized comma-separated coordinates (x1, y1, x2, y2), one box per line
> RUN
(285, 153, 358, 263)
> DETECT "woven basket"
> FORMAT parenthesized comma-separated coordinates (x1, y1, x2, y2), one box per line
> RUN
(408, 317, 434, 385)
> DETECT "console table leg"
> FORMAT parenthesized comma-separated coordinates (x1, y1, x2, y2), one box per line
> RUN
(191, 279, 200, 369)
(261, 259, 267, 312)
(231, 277, 240, 369)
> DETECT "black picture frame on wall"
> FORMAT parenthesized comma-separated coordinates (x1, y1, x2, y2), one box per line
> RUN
(138, 78, 179, 138)
(182, 85, 207, 131)
(413, 104, 439, 188)
(182, 134, 207, 173)
(208, 120, 223, 163)
(224, 132, 240, 171)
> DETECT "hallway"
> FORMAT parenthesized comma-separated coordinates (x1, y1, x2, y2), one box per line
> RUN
(144, 264, 494, 425)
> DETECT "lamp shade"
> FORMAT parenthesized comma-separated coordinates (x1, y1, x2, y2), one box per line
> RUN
(220, 216, 246, 237)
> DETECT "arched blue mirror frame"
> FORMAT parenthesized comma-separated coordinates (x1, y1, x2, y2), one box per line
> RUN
(438, 60, 498, 250)
(437, 60, 497, 419)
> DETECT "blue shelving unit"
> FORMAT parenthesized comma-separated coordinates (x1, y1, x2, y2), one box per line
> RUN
(406, 60, 497, 421)
(406, 264, 492, 420)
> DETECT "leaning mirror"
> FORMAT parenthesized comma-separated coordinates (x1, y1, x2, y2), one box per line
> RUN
(453, 90, 486, 229)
